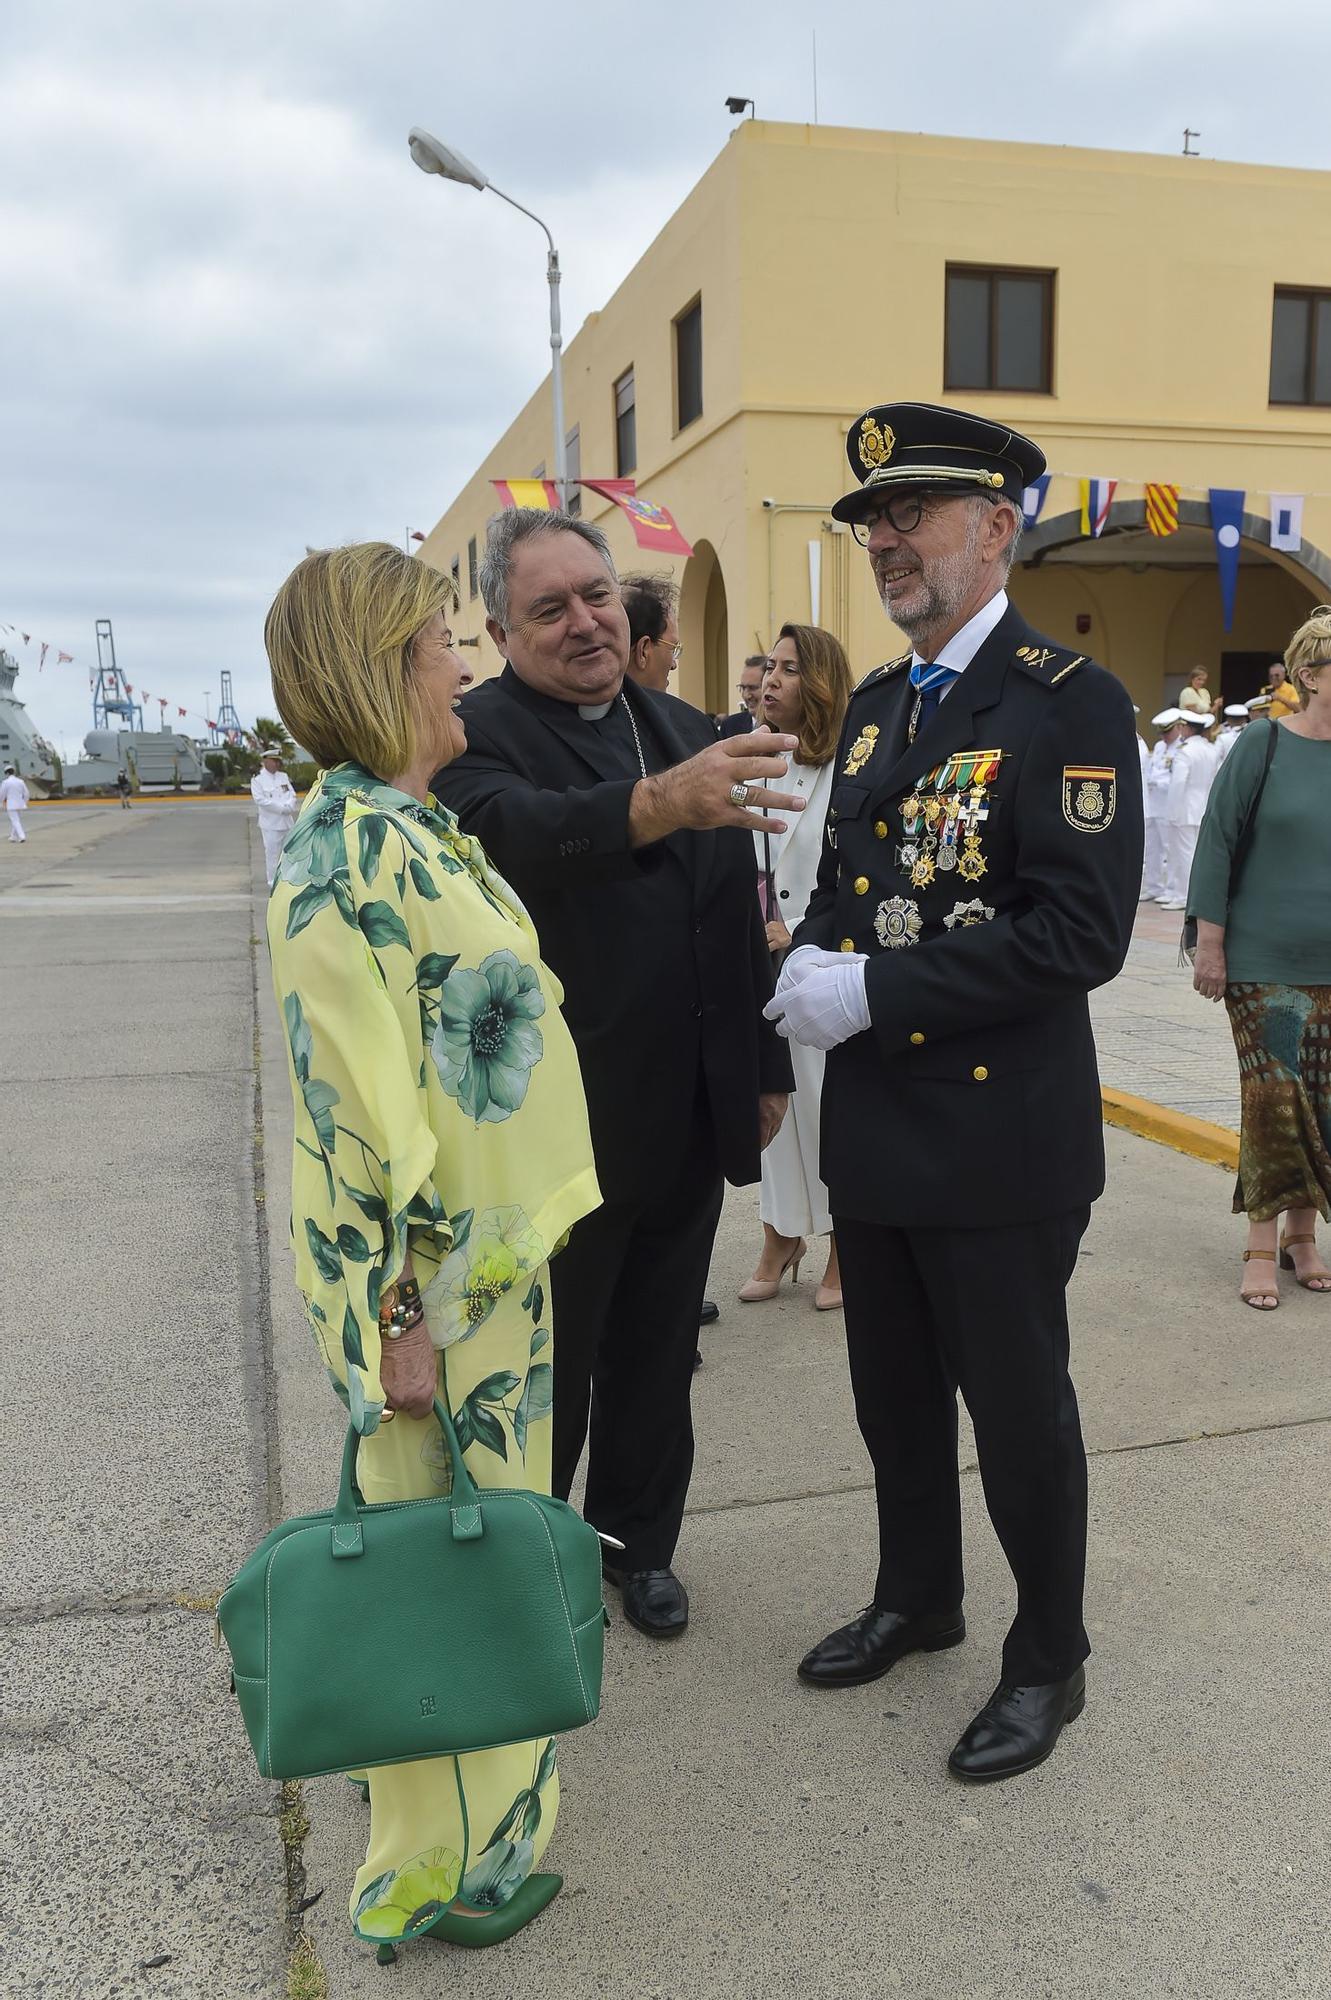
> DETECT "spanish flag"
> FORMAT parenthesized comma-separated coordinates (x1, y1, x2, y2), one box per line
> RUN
(491, 479, 562, 510)
(1144, 483, 1180, 536)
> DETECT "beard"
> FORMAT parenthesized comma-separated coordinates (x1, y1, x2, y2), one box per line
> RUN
(875, 509, 987, 643)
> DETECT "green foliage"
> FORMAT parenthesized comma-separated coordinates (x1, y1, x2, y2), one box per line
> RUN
(254, 713, 295, 757)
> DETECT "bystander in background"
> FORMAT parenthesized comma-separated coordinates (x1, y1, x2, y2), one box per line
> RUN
(741, 622, 854, 1312)
(1189, 605, 1331, 1309)
(718, 656, 766, 738)
(251, 744, 299, 886)
(622, 574, 680, 695)
(1, 764, 29, 842)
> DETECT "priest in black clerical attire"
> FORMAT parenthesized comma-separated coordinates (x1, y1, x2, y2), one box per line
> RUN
(433, 506, 796, 1640)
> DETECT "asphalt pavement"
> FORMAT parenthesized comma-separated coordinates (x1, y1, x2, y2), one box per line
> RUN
(2, 804, 1327, 2000)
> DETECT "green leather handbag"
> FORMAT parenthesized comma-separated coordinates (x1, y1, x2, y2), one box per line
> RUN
(217, 1398, 607, 1781)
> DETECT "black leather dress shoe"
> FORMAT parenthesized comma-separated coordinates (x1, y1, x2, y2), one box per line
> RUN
(797, 1605, 965, 1687)
(603, 1566, 689, 1638)
(699, 1300, 720, 1325)
(947, 1665, 1086, 1782)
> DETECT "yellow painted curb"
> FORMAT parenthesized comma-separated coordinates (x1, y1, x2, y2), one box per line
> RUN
(1101, 1088, 1239, 1171)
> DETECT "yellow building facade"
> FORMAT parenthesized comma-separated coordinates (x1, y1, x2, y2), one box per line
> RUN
(419, 122, 1331, 720)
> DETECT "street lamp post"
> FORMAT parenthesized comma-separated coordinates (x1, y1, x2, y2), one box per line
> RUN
(408, 128, 568, 510)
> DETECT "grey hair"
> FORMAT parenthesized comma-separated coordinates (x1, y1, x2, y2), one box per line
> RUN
(479, 508, 618, 628)
(971, 492, 1023, 575)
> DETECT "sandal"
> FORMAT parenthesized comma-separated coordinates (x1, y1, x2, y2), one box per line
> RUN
(1278, 1232, 1331, 1293)
(1240, 1248, 1279, 1311)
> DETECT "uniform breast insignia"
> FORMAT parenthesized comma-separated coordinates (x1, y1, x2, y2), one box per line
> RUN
(1062, 766, 1117, 833)
(843, 723, 880, 777)
(857, 416, 895, 472)
(944, 898, 996, 930)
(873, 896, 922, 949)
(956, 789, 990, 881)
(895, 754, 1002, 888)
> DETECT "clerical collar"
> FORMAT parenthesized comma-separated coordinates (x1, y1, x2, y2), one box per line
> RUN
(577, 700, 614, 721)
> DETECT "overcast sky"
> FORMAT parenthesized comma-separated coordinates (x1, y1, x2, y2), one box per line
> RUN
(4, 0, 1331, 759)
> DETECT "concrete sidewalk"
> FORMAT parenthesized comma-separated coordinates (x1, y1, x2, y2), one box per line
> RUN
(1091, 901, 1240, 1132)
(3, 809, 1327, 1999)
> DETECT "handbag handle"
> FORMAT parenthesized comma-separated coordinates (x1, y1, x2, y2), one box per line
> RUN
(331, 1396, 484, 1559)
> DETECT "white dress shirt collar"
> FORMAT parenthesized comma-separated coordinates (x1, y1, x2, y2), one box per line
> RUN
(910, 588, 1009, 681)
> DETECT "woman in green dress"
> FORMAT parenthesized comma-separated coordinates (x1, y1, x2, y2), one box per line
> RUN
(1189, 605, 1331, 1309)
(264, 543, 601, 1953)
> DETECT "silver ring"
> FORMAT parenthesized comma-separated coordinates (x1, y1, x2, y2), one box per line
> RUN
(729, 781, 752, 809)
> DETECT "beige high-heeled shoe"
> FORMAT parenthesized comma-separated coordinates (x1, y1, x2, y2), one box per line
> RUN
(1279, 1231, 1331, 1292)
(738, 1239, 805, 1303)
(1240, 1247, 1279, 1311)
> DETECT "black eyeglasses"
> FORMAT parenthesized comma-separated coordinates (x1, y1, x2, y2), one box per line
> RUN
(851, 492, 932, 544)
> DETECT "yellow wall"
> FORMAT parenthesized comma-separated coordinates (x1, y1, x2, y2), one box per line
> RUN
(420, 122, 1331, 724)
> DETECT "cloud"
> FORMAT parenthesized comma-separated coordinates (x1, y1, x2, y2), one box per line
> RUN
(4, 0, 1331, 756)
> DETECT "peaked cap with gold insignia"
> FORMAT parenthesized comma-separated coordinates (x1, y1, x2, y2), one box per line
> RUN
(832, 401, 1047, 525)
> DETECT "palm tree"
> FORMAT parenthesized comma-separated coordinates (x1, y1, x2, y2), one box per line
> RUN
(252, 714, 295, 757)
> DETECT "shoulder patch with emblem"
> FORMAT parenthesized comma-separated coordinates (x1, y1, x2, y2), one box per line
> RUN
(1062, 765, 1116, 832)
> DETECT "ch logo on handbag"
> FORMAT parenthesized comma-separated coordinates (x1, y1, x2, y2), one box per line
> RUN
(419, 1694, 437, 1717)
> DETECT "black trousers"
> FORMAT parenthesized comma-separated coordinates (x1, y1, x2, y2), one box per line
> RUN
(551, 1097, 724, 1572)
(835, 1206, 1092, 1686)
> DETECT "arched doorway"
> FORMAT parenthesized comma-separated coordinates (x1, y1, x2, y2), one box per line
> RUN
(1011, 499, 1323, 714)
(679, 539, 730, 717)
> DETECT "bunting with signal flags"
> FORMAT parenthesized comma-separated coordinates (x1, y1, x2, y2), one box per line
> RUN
(491, 479, 562, 510)
(1144, 484, 1180, 536)
(1079, 479, 1117, 539)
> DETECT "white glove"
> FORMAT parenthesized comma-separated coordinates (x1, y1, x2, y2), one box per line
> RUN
(771, 945, 854, 1001)
(764, 954, 870, 1050)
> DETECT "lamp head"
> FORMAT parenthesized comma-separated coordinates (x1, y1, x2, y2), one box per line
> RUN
(407, 128, 488, 191)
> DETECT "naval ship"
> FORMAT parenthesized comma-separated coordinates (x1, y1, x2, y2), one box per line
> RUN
(0, 648, 58, 788)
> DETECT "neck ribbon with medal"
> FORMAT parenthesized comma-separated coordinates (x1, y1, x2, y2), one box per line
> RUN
(898, 750, 1002, 889)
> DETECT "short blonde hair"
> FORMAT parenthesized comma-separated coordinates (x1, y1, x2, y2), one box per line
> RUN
(1284, 604, 1331, 709)
(264, 543, 456, 774)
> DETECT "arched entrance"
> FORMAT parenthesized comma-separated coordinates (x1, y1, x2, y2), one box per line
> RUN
(1011, 499, 1323, 714)
(679, 539, 730, 716)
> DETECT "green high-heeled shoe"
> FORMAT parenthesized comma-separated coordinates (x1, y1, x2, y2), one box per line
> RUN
(425, 1872, 562, 1949)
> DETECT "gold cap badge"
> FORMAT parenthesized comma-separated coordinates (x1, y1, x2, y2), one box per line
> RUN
(858, 417, 895, 472)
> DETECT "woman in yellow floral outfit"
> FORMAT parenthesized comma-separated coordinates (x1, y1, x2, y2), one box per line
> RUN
(264, 543, 600, 1957)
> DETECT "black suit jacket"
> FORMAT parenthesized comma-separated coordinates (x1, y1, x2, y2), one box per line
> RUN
(433, 668, 792, 1202)
(794, 603, 1143, 1229)
(717, 710, 756, 740)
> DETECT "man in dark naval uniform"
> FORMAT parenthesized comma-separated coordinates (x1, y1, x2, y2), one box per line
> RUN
(766, 402, 1142, 1781)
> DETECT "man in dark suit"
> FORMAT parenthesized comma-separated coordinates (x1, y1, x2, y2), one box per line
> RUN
(766, 403, 1142, 1780)
(717, 656, 767, 737)
(434, 509, 797, 1638)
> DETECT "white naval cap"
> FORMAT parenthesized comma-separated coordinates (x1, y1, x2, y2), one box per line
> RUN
(1151, 707, 1182, 727)
(1223, 704, 1249, 719)
(1181, 709, 1213, 725)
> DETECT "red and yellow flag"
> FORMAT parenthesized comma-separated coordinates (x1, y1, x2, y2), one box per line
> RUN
(580, 478, 693, 556)
(1144, 483, 1180, 536)
(491, 479, 561, 510)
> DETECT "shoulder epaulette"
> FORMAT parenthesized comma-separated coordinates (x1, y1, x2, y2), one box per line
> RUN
(1012, 640, 1087, 689)
(851, 653, 910, 698)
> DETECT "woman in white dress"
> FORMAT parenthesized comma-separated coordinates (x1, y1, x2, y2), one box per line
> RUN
(740, 623, 854, 1312)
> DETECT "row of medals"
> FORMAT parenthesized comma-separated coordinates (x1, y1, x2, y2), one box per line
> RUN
(897, 786, 989, 888)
